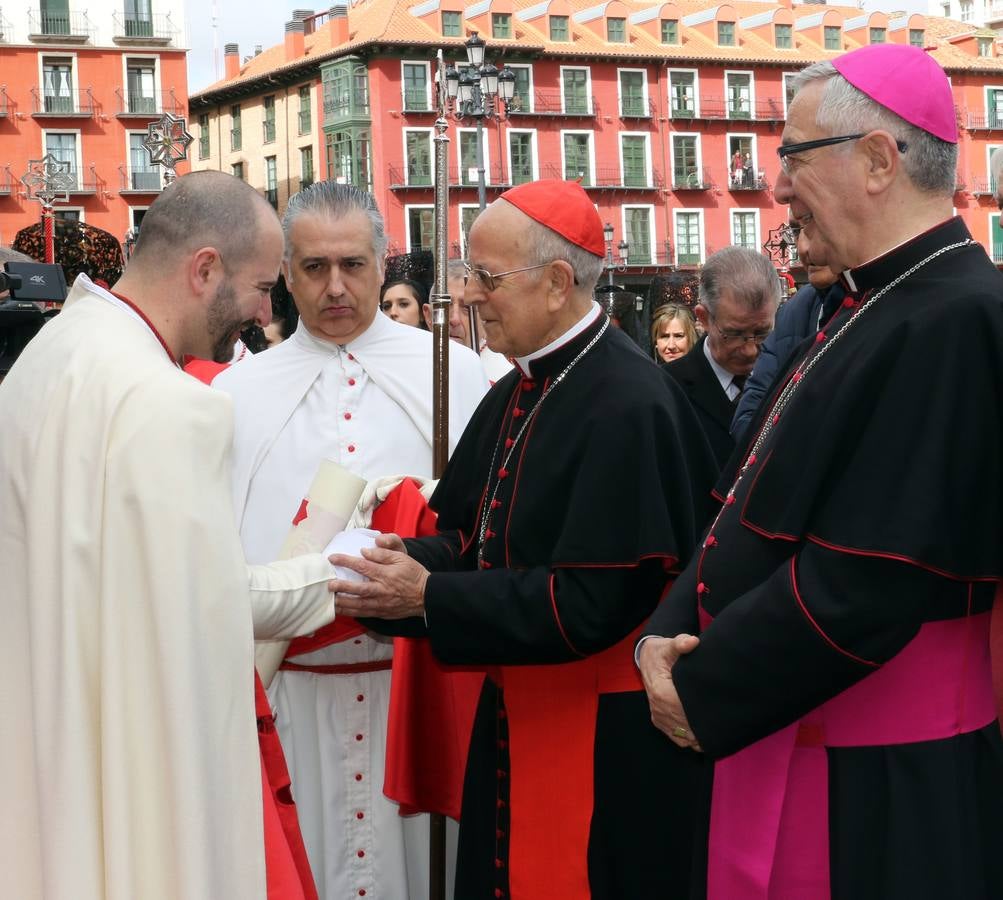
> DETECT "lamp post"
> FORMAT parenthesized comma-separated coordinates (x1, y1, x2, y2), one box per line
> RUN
(443, 31, 516, 212)
(602, 221, 629, 286)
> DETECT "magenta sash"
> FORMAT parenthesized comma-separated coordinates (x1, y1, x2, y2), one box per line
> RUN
(705, 612, 998, 900)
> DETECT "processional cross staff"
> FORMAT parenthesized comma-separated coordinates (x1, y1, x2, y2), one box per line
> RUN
(142, 110, 193, 186)
(20, 155, 75, 265)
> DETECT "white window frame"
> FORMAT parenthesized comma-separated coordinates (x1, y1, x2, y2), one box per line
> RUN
(41, 127, 83, 179)
(725, 131, 758, 182)
(559, 128, 596, 184)
(129, 205, 150, 230)
(989, 211, 1003, 263)
(120, 52, 161, 112)
(456, 126, 491, 185)
(402, 127, 434, 186)
(724, 68, 756, 120)
(618, 131, 652, 187)
(559, 65, 593, 115)
(667, 67, 700, 118)
(458, 203, 480, 257)
(38, 51, 79, 113)
(986, 143, 1003, 192)
(621, 204, 656, 263)
(782, 71, 799, 118)
(507, 62, 534, 113)
(984, 84, 1003, 121)
(401, 59, 432, 110)
(669, 131, 702, 186)
(404, 203, 435, 253)
(505, 127, 539, 183)
(53, 206, 85, 223)
(673, 208, 705, 266)
(125, 128, 163, 190)
(617, 67, 649, 117)
(729, 208, 761, 251)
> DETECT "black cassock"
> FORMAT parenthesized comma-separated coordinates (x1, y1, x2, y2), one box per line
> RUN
(645, 217, 1003, 900)
(368, 311, 718, 899)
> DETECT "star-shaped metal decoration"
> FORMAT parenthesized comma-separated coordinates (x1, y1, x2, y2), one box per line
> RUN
(763, 223, 798, 266)
(21, 154, 75, 205)
(142, 111, 193, 183)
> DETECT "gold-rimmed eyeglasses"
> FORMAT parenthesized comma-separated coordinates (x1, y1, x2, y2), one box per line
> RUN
(462, 261, 551, 292)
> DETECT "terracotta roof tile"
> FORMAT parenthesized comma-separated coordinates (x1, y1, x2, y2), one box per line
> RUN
(191, 0, 1003, 102)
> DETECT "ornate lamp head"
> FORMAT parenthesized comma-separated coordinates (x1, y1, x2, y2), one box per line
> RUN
(142, 111, 193, 184)
(21, 154, 75, 206)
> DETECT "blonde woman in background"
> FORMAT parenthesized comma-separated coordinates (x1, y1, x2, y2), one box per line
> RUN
(650, 303, 697, 363)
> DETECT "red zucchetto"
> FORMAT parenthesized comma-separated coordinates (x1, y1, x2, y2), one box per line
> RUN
(499, 180, 606, 258)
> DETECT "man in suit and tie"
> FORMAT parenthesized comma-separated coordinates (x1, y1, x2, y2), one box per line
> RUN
(663, 246, 780, 468)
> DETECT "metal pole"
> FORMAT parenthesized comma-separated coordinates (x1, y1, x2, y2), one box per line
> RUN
(475, 113, 486, 213)
(429, 52, 451, 900)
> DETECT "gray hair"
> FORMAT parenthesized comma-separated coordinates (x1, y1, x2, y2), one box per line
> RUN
(792, 60, 957, 196)
(699, 247, 781, 315)
(0, 247, 34, 266)
(522, 218, 605, 295)
(445, 258, 466, 280)
(282, 181, 388, 267)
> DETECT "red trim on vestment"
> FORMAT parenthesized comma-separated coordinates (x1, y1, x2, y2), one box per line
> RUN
(789, 556, 878, 668)
(806, 534, 1001, 583)
(112, 290, 179, 365)
(503, 375, 549, 567)
(184, 358, 230, 384)
(279, 659, 393, 676)
(548, 572, 586, 658)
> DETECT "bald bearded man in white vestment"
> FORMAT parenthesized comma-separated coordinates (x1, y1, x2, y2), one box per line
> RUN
(215, 183, 487, 899)
(0, 172, 344, 900)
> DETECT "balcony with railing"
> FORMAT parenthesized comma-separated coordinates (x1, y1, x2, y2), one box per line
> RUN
(402, 87, 431, 113)
(507, 89, 598, 117)
(728, 170, 769, 191)
(0, 9, 11, 42)
(972, 176, 998, 196)
(0, 86, 9, 117)
(112, 11, 178, 44)
(620, 97, 657, 120)
(114, 88, 183, 117)
(672, 167, 713, 190)
(28, 8, 94, 41)
(0, 166, 14, 196)
(671, 96, 785, 122)
(52, 166, 99, 194)
(31, 87, 95, 117)
(993, 243, 1003, 264)
(388, 163, 433, 189)
(967, 111, 1003, 130)
(449, 162, 507, 188)
(540, 162, 663, 191)
(323, 89, 370, 120)
(119, 164, 162, 193)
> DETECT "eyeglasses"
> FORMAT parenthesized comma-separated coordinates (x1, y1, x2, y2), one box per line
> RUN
(710, 314, 771, 347)
(776, 133, 908, 175)
(462, 261, 551, 292)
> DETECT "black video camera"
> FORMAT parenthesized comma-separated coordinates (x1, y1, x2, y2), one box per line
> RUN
(0, 261, 68, 303)
(0, 262, 68, 375)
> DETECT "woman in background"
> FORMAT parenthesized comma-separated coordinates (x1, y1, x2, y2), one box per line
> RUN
(380, 279, 427, 329)
(650, 303, 697, 364)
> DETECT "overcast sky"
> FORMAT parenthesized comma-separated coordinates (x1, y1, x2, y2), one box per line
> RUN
(185, 0, 932, 95)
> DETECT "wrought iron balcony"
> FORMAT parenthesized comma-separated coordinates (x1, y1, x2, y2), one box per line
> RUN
(112, 11, 178, 44)
(449, 162, 506, 187)
(0, 86, 8, 117)
(620, 97, 656, 120)
(728, 171, 768, 191)
(114, 88, 183, 117)
(28, 8, 94, 41)
(0, 166, 13, 196)
(967, 112, 1003, 131)
(542, 163, 663, 191)
(507, 89, 598, 117)
(672, 168, 713, 191)
(388, 164, 434, 189)
(671, 96, 785, 122)
(971, 176, 998, 196)
(31, 87, 95, 117)
(119, 165, 163, 193)
(53, 167, 99, 194)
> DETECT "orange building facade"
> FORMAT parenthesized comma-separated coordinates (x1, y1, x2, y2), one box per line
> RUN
(0, 2, 189, 248)
(190, 0, 1003, 282)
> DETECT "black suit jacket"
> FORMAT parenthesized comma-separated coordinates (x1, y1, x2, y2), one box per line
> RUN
(662, 335, 735, 470)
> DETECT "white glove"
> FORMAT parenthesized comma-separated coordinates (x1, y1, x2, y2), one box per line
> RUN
(346, 474, 438, 530)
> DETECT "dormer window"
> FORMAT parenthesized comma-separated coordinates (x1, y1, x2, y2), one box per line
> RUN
(661, 18, 679, 44)
(442, 11, 461, 37)
(824, 25, 840, 50)
(550, 14, 569, 41)
(492, 12, 511, 39)
(869, 27, 886, 44)
(909, 28, 924, 47)
(607, 17, 626, 42)
(979, 37, 994, 57)
(717, 21, 735, 47)
(775, 24, 792, 49)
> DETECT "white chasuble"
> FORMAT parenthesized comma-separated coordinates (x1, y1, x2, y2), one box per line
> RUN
(0, 276, 339, 900)
(215, 313, 487, 900)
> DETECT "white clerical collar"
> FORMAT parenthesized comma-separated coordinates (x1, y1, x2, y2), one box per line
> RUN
(513, 301, 602, 374)
(703, 336, 739, 396)
(291, 309, 387, 356)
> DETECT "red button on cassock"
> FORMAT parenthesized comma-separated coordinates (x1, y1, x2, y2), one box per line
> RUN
(815, 332, 826, 343)
(705, 535, 717, 548)
(495, 890, 505, 898)
(359, 891, 366, 897)
(480, 560, 492, 569)
(348, 377, 357, 386)
(355, 734, 364, 741)
(504, 438, 514, 449)
(497, 467, 509, 479)
(356, 811, 364, 820)
(348, 445, 356, 453)
(697, 582, 707, 595)
(495, 858, 505, 869)
(490, 499, 502, 509)
(347, 353, 355, 361)
(521, 381, 536, 391)
(344, 412, 352, 420)
(355, 773, 363, 781)
(357, 694, 364, 702)
(357, 850, 365, 859)
(511, 407, 524, 418)
(843, 297, 855, 308)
